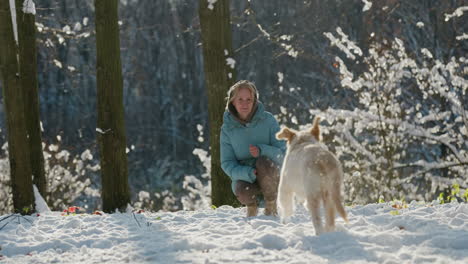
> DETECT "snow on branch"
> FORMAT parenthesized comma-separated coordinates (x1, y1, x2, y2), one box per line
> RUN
(456, 33, 468, 40)
(362, 0, 372, 12)
(444, 6, 468, 21)
(308, 33, 467, 202)
(324, 27, 362, 60)
(311, 107, 467, 167)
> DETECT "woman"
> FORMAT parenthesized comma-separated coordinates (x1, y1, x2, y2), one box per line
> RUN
(220, 80, 285, 217)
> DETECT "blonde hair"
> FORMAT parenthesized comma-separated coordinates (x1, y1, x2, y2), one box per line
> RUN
(225, 80, 259, 109)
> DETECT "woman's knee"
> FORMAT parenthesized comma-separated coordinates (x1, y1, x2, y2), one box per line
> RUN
(255, 157, 280, 201)
(235, 181, 259, 205)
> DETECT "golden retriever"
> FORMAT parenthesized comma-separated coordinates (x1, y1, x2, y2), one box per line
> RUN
(276, 116, 348, 235)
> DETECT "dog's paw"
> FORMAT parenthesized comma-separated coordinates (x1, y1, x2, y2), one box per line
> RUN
(314, 227, 325, 236)
(280, 216, 291, 224)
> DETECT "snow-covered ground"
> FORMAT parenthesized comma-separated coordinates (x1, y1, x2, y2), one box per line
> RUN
(1, 202, 468, 264)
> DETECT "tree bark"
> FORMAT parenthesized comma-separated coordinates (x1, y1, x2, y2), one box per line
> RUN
(0, 0, 34, 214)
(15, 0, 46, 197)
(95, 0, 130, 212)
(199, 0, 239, 207)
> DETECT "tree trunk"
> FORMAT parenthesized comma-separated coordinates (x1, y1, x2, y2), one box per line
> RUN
(0, 0, 34, 214)
(95, 0, 130, 212)
(15, 0, 46, 197)
(199, 0, 239, 207)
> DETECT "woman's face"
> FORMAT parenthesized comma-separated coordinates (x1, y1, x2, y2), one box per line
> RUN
(232, 87, 254, 120)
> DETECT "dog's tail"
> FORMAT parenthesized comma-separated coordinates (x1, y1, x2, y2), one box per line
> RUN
(332, 185, 348, 223)
(311, 116, 321, 141)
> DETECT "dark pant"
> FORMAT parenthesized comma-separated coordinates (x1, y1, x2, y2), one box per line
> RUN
(235, 156, 280, 206)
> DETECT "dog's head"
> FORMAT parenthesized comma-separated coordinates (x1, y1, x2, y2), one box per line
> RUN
(276, 116, 321, 146)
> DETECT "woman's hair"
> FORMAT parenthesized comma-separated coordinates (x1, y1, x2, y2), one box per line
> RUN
(225, 80, 259, 109)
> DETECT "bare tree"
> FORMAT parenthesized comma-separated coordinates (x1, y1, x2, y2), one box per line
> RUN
(15, 0, 46, 196)
(0, 0, 34, 214)
(199, 0, 239, 207)
(95, 0, 131, 212)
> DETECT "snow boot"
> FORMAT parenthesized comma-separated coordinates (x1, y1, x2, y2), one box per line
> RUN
(264, 199, 277, 216)
(246, 204, 258, 217)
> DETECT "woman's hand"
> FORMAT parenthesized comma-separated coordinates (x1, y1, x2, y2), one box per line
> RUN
(249, 144, 260, 158)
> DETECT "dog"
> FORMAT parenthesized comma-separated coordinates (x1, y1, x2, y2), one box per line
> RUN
(276, 116, 348, 235)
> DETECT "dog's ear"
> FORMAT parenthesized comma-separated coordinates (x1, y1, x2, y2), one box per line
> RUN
(310, 116, 321, 141)
(276, 127, 296, 142)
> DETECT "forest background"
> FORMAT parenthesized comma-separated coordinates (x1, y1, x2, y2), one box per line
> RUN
(0, 0, 467, 213)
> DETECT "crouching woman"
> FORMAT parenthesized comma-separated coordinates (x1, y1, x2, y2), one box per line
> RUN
(220, 80, 285, 217)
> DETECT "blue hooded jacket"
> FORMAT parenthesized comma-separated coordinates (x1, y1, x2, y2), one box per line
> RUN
(220, 102, 286, 193)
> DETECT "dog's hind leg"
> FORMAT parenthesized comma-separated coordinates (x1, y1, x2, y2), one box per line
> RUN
(306, 193, 323, 235)
(278, 184, 294, 224)
(332, 186, 348, 223)
(322, 189, 336, 232)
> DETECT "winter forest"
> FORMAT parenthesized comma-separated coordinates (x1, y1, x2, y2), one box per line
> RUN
(1, 0, 468, 263)
(0, 0, 467, 213)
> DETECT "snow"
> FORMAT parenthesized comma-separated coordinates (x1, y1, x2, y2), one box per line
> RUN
(53, 59, 62, 69)
(324, 27, 363, 60)
(456, 33, 468, 40)
(226, 57, 236, 69)
(73, 22, 82, 31)
(207, 0, 217, 10)
(33, 185, 50, 213)
(257, 24, 271, 39)
(1, 202, 467, 263)
(421, 48, 433, 59)
(362, 0, 372, 12)
(80, 149, 93, 161)
(9, 0, 17, 44)
(62, 25, 72, 35)
(48, 144, 58, 152)
(444, 6, 468, 21)
(22, 0, 35, 15)
(277, 72, 284, 83)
